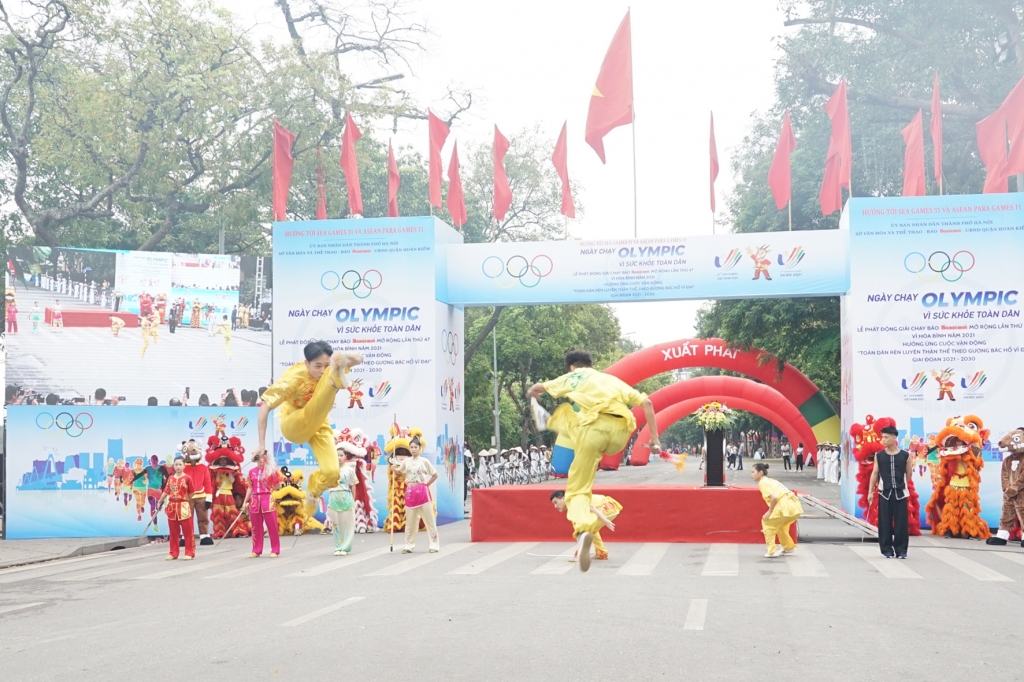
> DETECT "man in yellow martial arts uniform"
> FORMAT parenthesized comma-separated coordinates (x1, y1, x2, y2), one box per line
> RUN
(528, 350, 661, 572)
(253, 341, 362, 502)
(550, 490, 622, 561)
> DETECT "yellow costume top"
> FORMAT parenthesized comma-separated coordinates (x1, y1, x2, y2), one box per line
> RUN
(542, 367, 646, 434)
(757, 477, 803, 519)
(261, 361, 347, 418)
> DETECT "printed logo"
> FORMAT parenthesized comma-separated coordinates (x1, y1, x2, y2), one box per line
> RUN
(903, 250, 974, 283)
(321, 269, 383, 300)
(900, 372, 928, 392)
(481, 255, 553, 288)
(230, 416, 249, 430)
(188, 416, 208, 431)
(960, 370, 987, 400)
(777, 246, 806, 270)
(35, 411, 93, 438)
(442, 329, 460, 365)
(713, 249, 742, 271)
(369, 381, 392, 399)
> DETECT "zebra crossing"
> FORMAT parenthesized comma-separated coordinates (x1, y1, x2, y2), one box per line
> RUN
(3, 540, 1024, 584)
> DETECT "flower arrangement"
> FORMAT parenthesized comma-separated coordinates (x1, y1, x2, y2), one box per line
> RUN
(689, 401, 735, 431)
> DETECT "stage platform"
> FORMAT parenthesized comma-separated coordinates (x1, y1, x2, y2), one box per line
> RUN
(45, 308, 138, 328)
(471, 484, 795, 544)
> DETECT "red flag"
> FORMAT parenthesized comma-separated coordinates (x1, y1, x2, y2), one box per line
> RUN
(819, 79, 852, 215)
(493, 126, 513, 222)
(768, 110, 797, 210)
(340, 111, 363, 215)
(900, 109, 926, 197)
(585, 10, 633, 163)
(315, 147, 327, 220)
(976, 112, 1009, 194)
(272, 119, 296, 221)
(930, 72, 943, 185)
(709, 112, 719, 213)
(387, 141, 400, 218)
(552, 122, 575, 219)
(428, 110, 450, 208)
(1001, 76, 1024, 177)
(447, 142, 467, 227)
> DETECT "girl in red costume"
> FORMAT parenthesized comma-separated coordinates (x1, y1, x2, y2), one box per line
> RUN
(160, 456, 196, 560)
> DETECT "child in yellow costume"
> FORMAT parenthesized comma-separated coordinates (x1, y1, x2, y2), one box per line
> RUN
(751, 462, 803, 557)
(550, 490, 622, 561)
(109, 315, 125, 336)
(213, 314, 233, 359)
(527, 350, 661, 572)
(140, 313, 159, 357)
(253, 341, 362, 500)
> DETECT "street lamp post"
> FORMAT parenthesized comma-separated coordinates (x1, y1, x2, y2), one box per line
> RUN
(492, 324, 501, 452)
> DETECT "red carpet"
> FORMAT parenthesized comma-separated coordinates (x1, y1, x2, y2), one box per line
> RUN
(45, 308, 138, 328)
(471, 484, 794, 544)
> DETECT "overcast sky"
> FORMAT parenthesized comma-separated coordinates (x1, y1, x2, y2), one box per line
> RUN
(208, 0, 786, 346)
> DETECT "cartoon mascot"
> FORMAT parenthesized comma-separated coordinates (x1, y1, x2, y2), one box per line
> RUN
(925, 415, 990, 539)
(849, 415, 921, 534)
(987, 427, 1024, 547)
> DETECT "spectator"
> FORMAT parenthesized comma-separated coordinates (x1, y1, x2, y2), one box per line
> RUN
(737, 441, 746, 471)
(230, 305, 238, 330)
(198, 393, 211, 406)
(169, 398, 182, 406)
(45, 393, 60, 405)
(147, 396, 158, 406)
(93, 388, 107, 405)
(222, 389, 239, 407)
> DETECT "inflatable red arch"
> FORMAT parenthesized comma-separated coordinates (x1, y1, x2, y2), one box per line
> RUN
(601, 338, 839, 468)
(628, 376, 818, 466)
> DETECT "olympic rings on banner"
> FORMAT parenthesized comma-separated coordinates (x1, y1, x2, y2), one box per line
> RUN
(36, 411, 93, 438)
(904, 250, 974, 283)
(441, 328, 460, 365)
(321, 269, 383, 300)
(481, 254, 553, 288)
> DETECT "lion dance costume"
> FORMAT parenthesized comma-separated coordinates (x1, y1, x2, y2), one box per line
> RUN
(849, 415, 921, 535)
(987, 427, 1024, 547)
(925, 415, 990, 539)
(336, 428, 379, 533)
(272, 467, 326, 536)
(205, 435, 251, 538)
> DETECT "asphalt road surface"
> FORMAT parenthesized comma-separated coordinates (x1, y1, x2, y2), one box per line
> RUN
(2, 462, 1023, 681)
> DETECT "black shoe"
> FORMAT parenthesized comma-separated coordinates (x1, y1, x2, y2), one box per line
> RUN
(896, 554, 907, 560)
(986, 536, 1008, 546)
(1021, 539, 1024, 548)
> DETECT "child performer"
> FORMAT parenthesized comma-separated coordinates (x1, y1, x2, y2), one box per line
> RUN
(30, 302, 42, 334)
(109, 315, 125, 336)
(253, 341, 362, 500)
(241, 450, 281, 558)
(392, 432, 440, 553)
(51, 301, 63, 331)
(549, 490, 622, 563)
(328, 442, 362, 556)
(213, 314, 233, 359)
(528, 351, 662, 572)
(751, 462, 803, 558)
(160, 456, 196, 561)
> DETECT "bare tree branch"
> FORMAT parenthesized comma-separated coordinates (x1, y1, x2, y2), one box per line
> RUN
(464, 306, 504, 366)
(784, 15, 926, 49)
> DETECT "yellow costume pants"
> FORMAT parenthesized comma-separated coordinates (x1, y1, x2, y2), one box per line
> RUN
(762, 515, 799, 554)
(215, 329, 233, 358)
(564, 414, 631, 536)
(111, 321, 124, 336)
(280, 369, 342, 499)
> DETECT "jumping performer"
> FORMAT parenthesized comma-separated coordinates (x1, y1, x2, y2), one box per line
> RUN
(213, 314, 233, 359)
(253, 341, 362, 501)
(526, 350, 661, 572)
(550, 490, 622, 561)
(751, 462, 803, 558)
(109, 314, 125, 336)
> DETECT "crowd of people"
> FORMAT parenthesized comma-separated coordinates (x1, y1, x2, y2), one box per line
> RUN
(465, 446, 555, 489)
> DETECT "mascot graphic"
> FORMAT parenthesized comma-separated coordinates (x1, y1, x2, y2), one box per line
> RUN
(931, 368, 956, 401)
(272, 467, 326, 536)
(925, 414, 990, 539)
(987, 427, 1024, 547)
(849, 415, 921, 534)
(346, 379, 365, 409)
(205, 435, 251, 538)
(745, 245, 772, 281)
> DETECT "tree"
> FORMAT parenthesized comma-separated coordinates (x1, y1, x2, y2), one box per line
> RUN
(700, 1, 1024, 410)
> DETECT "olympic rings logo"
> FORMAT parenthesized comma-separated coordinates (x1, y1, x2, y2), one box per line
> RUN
(904, 251, 975, 283)
(320, 269, 383, 300)
(36, 411, 94, 438)
(481, 254, 553, 288)
(441, 328, 460, 365)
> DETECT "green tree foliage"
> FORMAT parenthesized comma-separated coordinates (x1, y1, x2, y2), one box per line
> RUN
(699, 1, 1023, 410)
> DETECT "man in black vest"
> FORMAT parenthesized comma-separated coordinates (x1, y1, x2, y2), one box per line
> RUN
(867, 424, 914, 559)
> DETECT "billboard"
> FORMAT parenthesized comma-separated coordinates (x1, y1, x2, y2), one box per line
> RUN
(4, 247, 271, 407)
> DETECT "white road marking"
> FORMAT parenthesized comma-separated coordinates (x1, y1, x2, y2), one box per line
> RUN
(134, 555, 242, 580)
(617, 543, 670, 576)
(992, 552, 1024, 570)
(848, 546, 922, 579)
(279, 597, 364, 627)
(785, 546, 829, 577)
(701, 544, 739, 577)
(0, 603, 44, 616)
(922, 548, 1013, 582)
(205, 548, 325, 579)
(287, 546, 392, 577)
(683, 599, 708, 630)
(0, 552, 145, 584)
(0, 552, 113, 576)
(529, 548, 578, 575)
(448, 543, 538, 575)
(367, 543, 471, 576)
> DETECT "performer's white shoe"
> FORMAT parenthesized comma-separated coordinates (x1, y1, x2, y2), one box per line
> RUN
(530, 398, 551, 432)
(577, 533, 593, 572)
(764, 545, 783, 558)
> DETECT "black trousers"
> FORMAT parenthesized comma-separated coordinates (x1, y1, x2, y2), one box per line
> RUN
(795, 456, 803, 471)
(783, 455, 792, 470)
(878, 493, 909, 556)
